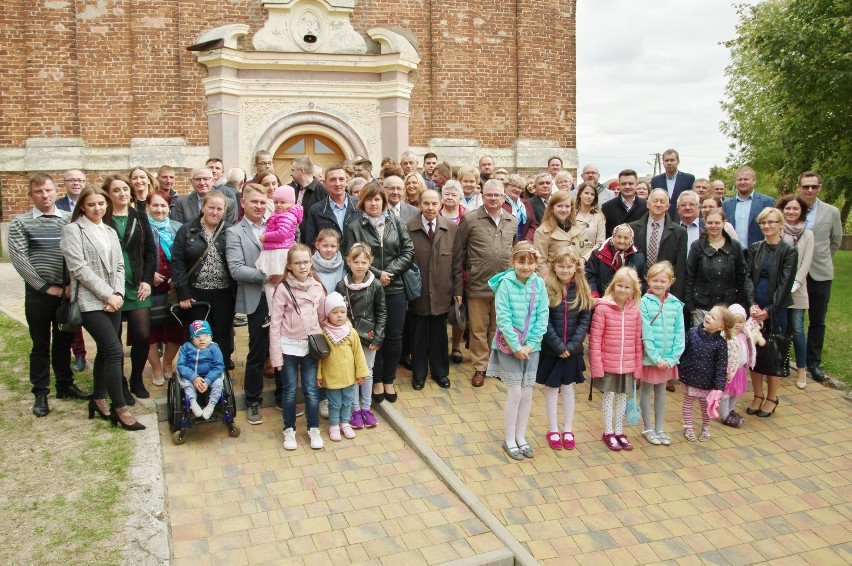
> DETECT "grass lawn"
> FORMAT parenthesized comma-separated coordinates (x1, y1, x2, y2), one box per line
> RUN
(817, 250, 851, 386)
(0, 315, 132, 565)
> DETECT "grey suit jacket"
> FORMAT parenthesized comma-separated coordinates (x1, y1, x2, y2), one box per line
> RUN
(394, 202, 420, 223)
(60, 220, 125, 312)
(226, 218, 267, 315)
(170, 192, 238, 225)
(808, 199, 842, 281)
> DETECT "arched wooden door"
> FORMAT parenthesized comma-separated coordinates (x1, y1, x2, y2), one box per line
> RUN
(273, 134, 345, 181)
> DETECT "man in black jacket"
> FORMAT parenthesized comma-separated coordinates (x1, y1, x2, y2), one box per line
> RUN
(303, 165, 357, 249)
(602, 169, 648, 237)
(288, 155, 328, 237)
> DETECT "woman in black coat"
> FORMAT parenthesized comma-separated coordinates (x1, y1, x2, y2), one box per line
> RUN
(745, 207, 798, 419)
(104, 175, 156, 403)
(343, 181, 414, 403)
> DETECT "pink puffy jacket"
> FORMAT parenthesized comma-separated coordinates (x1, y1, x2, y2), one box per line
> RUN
(263, 206, 304, 251)
(589, 299, 643, 380)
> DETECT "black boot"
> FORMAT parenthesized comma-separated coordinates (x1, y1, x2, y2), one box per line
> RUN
(33, 394, 49, 417)
(129, 376, 149, 399)
(122, 378, 136, 406)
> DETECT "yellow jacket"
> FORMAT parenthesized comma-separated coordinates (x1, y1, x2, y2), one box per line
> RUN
(317, 326, 369, 389)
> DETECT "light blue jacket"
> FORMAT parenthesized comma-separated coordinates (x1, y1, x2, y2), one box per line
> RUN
(488, 269, 549, 352)
(640, 292, 685, 367)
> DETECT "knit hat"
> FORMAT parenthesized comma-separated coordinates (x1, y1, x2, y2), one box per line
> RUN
(273, 185, 296, 204)
(324, 292, 346, 315)
(729, 304, 747, 321)
(189, 320, 212, 339)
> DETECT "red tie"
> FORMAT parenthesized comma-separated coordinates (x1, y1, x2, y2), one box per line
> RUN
(427, 222, 434, 241)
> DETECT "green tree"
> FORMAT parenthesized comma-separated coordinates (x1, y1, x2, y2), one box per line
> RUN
(721, 0, 852, 223)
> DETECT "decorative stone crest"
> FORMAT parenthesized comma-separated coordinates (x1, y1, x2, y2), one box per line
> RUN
(253, 0, 368, 54)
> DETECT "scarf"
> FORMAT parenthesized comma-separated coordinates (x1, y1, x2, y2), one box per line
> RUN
(506, 196, 526, 226)
(286, 273, 313, 291)
(323, 320, 352, 344)
(147, 216, 174, 260)
(366, 211, 388, 245)
(596, 237, 637, 272)
(311, 250, 343, 274)
(782, 221, 806, 246)
(343, 271, 374, 291)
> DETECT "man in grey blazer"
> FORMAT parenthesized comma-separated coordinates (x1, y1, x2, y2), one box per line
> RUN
(798, 171, 843, 382)
(170, 167, 238, 225)
(226, 184, 273, 425)
(384, 175, 419, 222)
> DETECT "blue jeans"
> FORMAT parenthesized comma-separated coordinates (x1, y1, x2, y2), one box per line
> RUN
(326, 385, 355, 426)
(786, 308, 807, 369)
(282, 354, 319, 430)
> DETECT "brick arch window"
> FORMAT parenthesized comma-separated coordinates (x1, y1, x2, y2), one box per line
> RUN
(273, 133, 345, 180)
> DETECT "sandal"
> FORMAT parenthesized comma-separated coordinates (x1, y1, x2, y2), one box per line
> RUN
(547, 432, 562, 450)
(756, 397, 779, 418)
(683, 426, 697, 442)
(502, 440, 524, 460)
(699, 427, 711, 442)
(518, 444, 534, 458)
(746, 396, 765, 416)
(450, 349, 463, 364)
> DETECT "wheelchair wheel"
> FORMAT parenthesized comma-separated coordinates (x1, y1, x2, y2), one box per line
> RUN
(228, 425, 241, 438)
(172, 430, 186, 445)
(167, 375, 182, 433)
(222, 374, 238, 423)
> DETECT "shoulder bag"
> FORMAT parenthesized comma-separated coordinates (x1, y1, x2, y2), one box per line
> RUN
(282, 281, 330, 360)
(625, 379, 642, 425)
(344, 286, 376, 344)
(495, 281, 537, 355)
(385, 214, 422, 301)
(752, 313, 792, 377)
(57, 224, 85, 332)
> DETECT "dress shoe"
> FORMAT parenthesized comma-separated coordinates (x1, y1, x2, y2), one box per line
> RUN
(122, 378, 136, 406)
(808, 364, 826, 382)
(129, 377, 149, 399)
(433, 376, 451, 389)
(471, 371, 485, 387)
(32, 394, 49, 417)
(110, 405, 146, 431)
(665, 380, 676, 392)
(72, 357, 87, 372)
(450, 349, 463, 364)
(56, 383, 91, 400)
(228, 358, 235, 370)
(399, 356, 413, 371)
(412, 378, 426, 390)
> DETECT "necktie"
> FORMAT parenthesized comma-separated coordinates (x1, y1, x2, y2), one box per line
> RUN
(647, 221, 660, 266)
(427, 222, 434, 241)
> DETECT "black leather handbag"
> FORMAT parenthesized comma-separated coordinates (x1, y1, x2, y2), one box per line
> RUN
(753, 316, 792, 377)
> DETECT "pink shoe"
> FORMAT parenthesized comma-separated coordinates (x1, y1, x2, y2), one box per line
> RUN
(329, 425, 341, 442)
(361, 409, 378, 428)
(562, 431, 576, 450)
(615, 434, 633, 451)
(341, 423, 356, 439)
(350, 409, 364, 430)
(546, 431, 562, 450)
(602, 433, 621, 451)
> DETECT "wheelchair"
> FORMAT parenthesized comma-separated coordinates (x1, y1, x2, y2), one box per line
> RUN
(165, 302, 241, 445)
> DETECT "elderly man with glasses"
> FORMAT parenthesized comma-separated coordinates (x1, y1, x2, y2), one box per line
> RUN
(170, 167, 238, 224)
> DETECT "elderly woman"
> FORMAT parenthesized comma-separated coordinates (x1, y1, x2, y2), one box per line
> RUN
(344, 181, 415, 403)
(145, 189, 184, 386)
(104, 174, 156, 403)
(776, 195, 814, 389)
(685, 207, 748, 327)
(60, 186, 144, 430)
(171, 190, 235, 374)
(129, 166, 157, 212)
(404, 172, 426, 207)
(457, 166, 483, 210)
(573, 182, 607, 261)
(533, 190, 583, 270)
(554, 171, 573, 193)
(502, 174, 537, 241)
(745, 207, 798, 417)
(584, 223, 645, 302)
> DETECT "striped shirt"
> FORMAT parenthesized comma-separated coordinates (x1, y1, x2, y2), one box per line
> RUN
(8, 208, 70, 292)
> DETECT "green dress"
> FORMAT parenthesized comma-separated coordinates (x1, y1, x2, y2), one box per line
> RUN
(113, 214, 152, 312)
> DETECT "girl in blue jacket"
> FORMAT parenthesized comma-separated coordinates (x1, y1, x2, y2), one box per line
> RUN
(176, 320, 225, 420)
(486, 241, 549, 461)
(639, 262, 685, 447)
(536, 249, 592, 451)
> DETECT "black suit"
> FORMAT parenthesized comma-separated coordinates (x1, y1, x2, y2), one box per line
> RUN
(530, 196, 547, 224)
(629, 214, 688, 300)
(602, 197, 647, 238)
(651, 171, 695, 219)
(302, 195, 358, 250)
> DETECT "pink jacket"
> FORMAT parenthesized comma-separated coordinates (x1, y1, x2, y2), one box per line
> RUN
(268, 276, 326, 368)
(589, 299, 643, 379)
(263, 206, 304, 251)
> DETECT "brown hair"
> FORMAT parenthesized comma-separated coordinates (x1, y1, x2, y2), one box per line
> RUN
(71, 186, 113, 223)
(544, 249, 592, 311)
(355, 181, 388, 212)
(315, 228, 340, 246)
(539, 191, 576, 233)
(775, 194, 810, 224)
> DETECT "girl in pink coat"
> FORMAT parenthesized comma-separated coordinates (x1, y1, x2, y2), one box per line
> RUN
(255, 185, 304, 322)
(589, 266, 643, 452)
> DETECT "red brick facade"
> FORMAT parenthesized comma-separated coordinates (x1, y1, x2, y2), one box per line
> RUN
(0, 1, 576, 220)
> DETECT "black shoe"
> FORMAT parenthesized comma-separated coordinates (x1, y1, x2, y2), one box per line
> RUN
(808, 364, 826, 382)
(228, 358, 235, 371)
(385, 392, 398, 403)
(233, 314, 248, 328)
(72, 357, 87, 372)
(122, 379, 136, 406)
(399, 356, 413, 370)
(412, 378, 425, 390)
(450, 349, 463, 364)
(32, 394, 49, 417)
(372, 392, 385, 404)
(129, 377, 149, 399)
(756, 398, 779, 418)
(433, 376, 451, 389)
(56, 383, 91, 400)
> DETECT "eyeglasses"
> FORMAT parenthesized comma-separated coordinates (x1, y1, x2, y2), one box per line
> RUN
(64, 178, 85, 183)
(483, 193, 503, 198)
(291, 260, 311, 267)
(192, 177, 213, 182)
(758, 220, 780, 226)
(256, 161, 274, 167)
(799, 185, 820, 190)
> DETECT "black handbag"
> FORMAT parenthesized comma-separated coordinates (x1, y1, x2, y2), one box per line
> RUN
(307, 333, 331, 361)
(402, 264, 422, 302)
(149, 292, 178, 326)
(753, 316, 792, 377)
(343, 286, 376, 343)
(57, 281, 82, 332)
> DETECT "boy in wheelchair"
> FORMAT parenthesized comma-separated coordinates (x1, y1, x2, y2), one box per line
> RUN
(177, 320, 225, 420)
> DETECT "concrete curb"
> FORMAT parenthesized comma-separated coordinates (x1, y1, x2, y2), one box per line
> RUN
(376, 402, 540, 566)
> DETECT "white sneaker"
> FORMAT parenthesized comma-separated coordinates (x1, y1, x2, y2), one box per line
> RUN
(308, 427, 324, 449)
(189, 399, 203, 417)
(201, 403, 215, 420)
(319, 399, 329, 419)
(282, 427, 297, 450)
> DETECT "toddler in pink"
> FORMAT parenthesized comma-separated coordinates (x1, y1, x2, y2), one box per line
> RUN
(255, 185, 304, 315)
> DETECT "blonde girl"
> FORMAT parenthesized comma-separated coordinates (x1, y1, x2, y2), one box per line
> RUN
(535, 249, 592, 450)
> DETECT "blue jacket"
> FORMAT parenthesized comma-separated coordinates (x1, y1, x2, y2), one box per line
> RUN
(541, 282, 591, 357)
(488, 269, 549, 352)
(722, 191, 776, 248)
(640, 292, 685, 367)
(678, 326, 727, 391)
(177, 341, 225, 386)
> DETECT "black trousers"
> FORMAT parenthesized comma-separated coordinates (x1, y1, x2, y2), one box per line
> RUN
(410, 312, 449, 381)
(24, 288, 74, 396)
(81, 310, 125, 407)
(188, 287, 235, 365)
(806, 276, 832, 367)
(243, 295, 269, 407)
(373, 292, 407, 384)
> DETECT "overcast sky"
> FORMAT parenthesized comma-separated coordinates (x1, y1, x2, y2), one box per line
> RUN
(576, 1, 749, 181)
